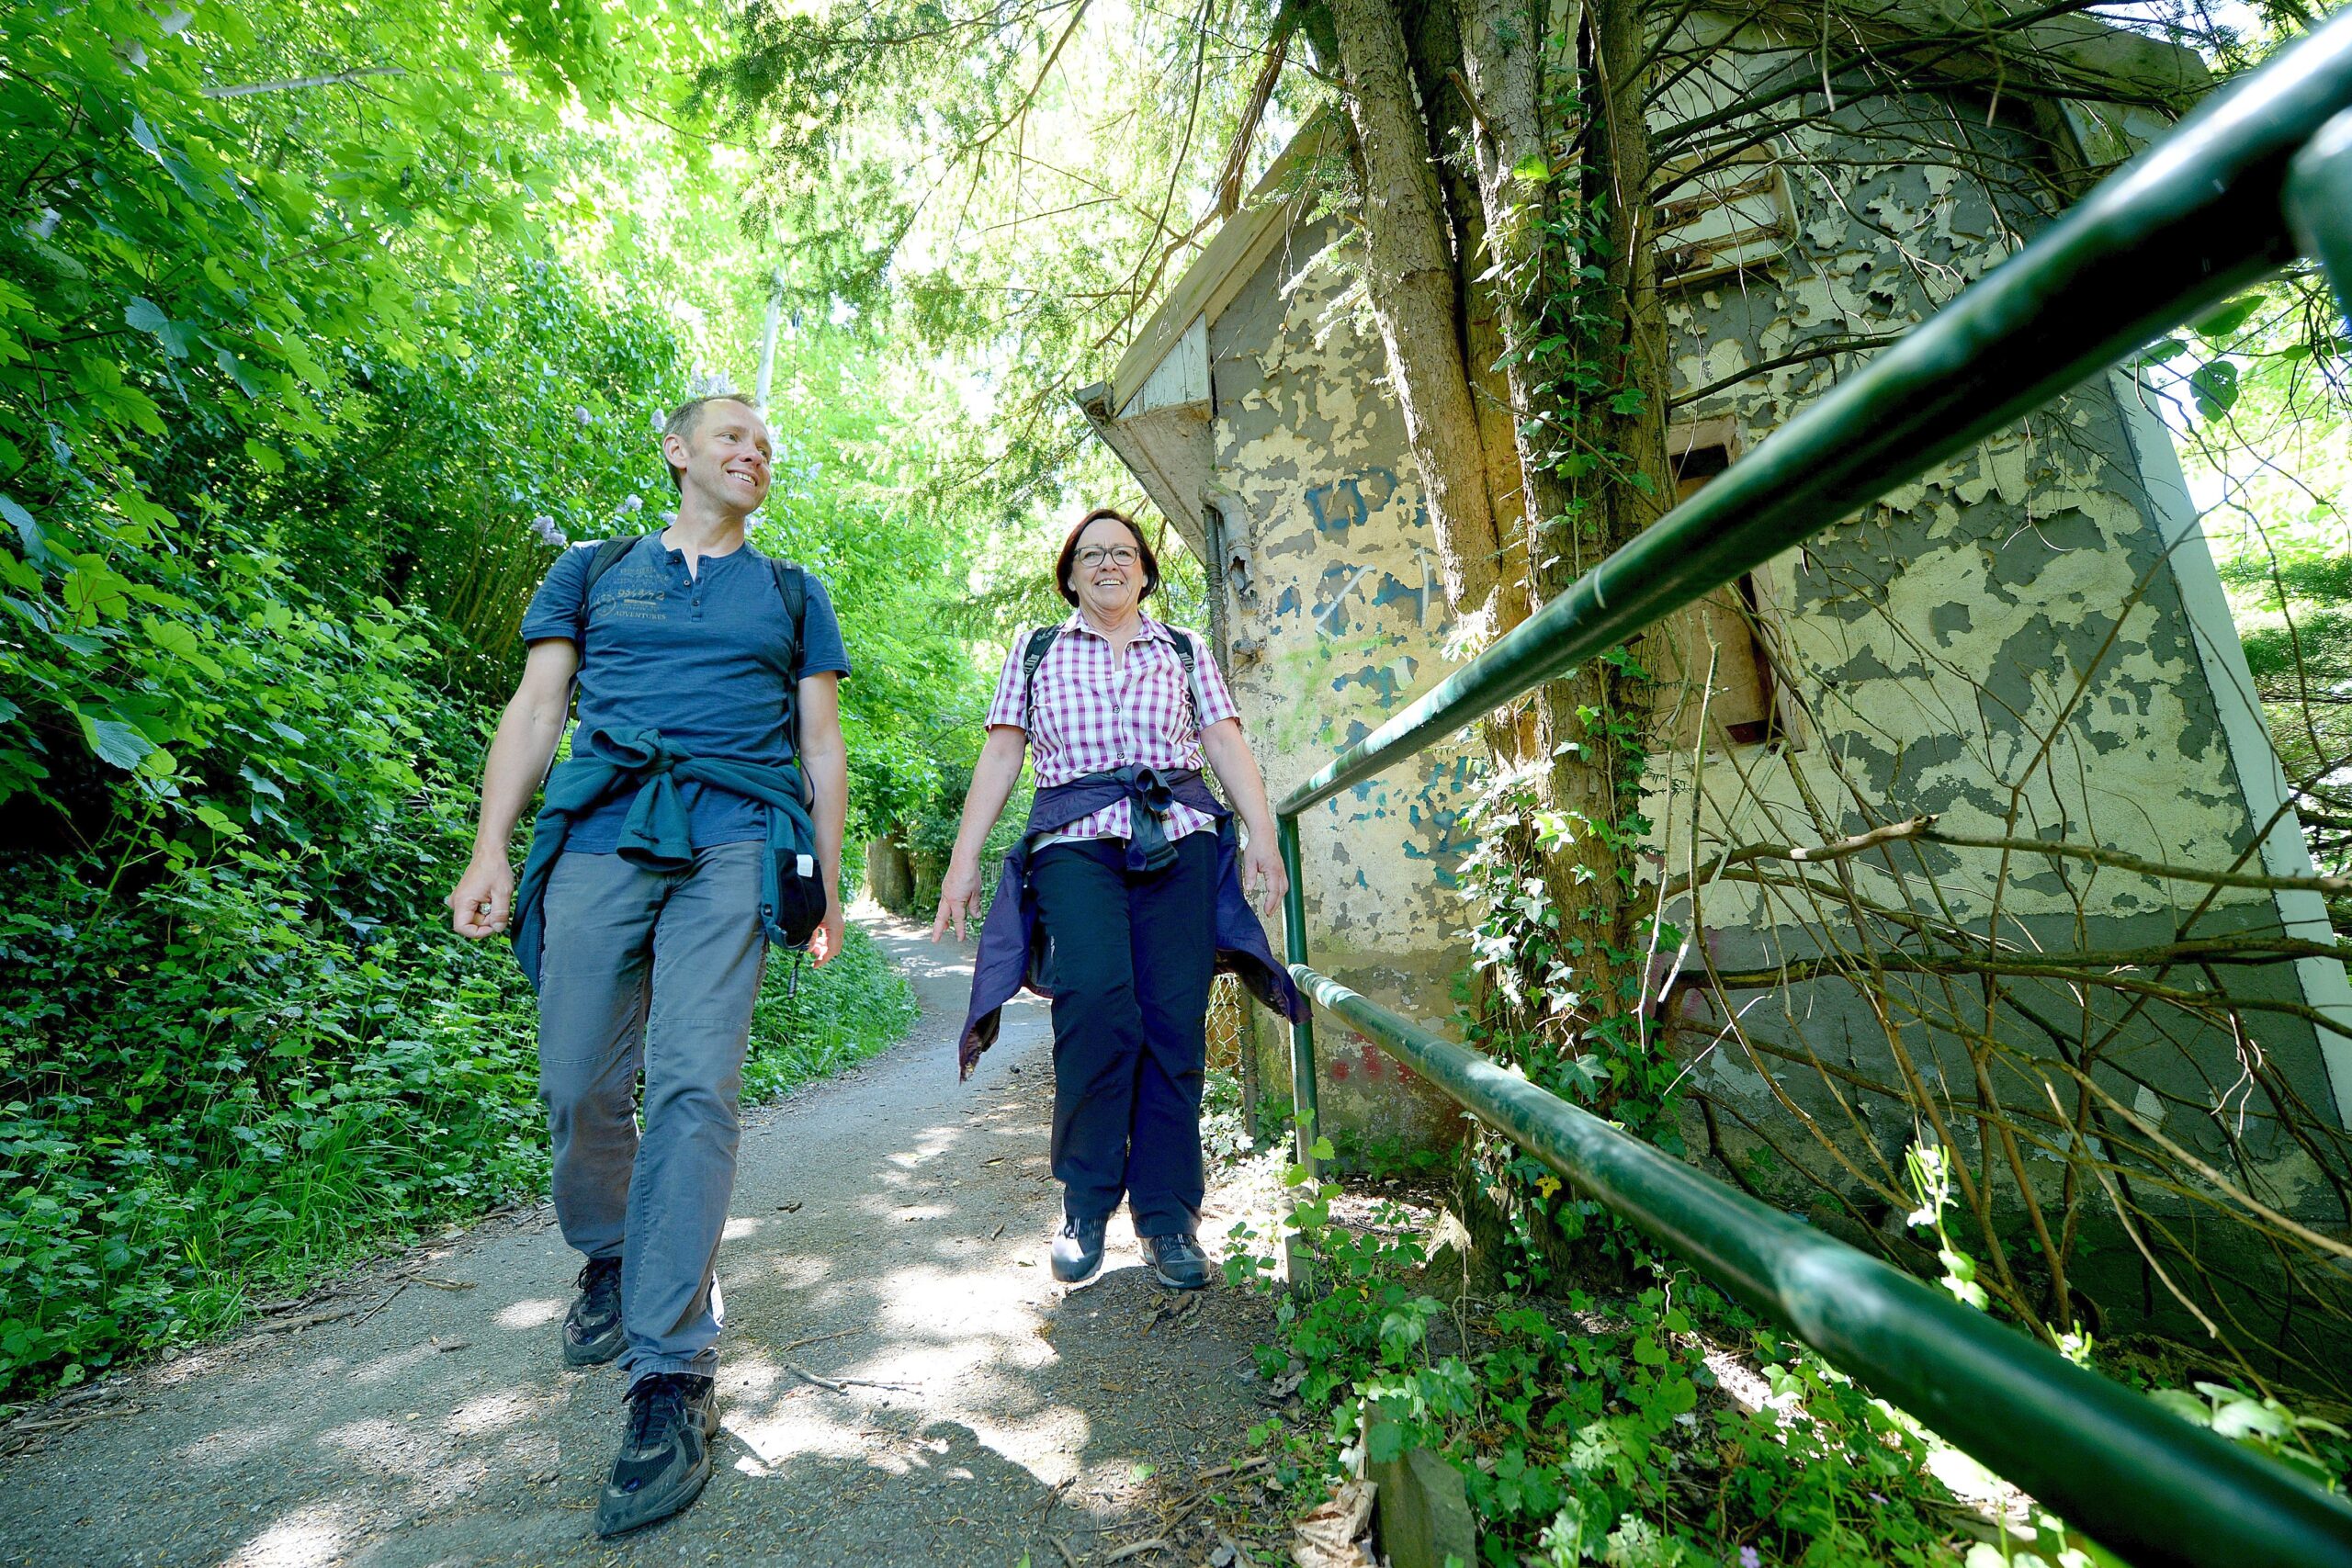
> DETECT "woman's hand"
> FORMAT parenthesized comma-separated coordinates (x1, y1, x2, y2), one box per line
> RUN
(932, 855, 986, 942)
(1241, 828, 1288, 919)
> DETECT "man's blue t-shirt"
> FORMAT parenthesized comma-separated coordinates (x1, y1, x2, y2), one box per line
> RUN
(519, 535, 852, 852)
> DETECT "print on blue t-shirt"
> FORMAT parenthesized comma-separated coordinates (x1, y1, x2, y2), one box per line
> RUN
(518, 535, 852, 853)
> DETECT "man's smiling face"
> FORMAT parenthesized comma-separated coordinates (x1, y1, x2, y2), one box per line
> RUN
(667, 399, 773, 514)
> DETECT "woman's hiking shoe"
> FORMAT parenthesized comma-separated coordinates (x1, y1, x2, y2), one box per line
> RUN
(1143, 1232, 1211, 1291)
(594, 1372, 718, 1538)
(563, 1257, 625, 1367)
(1050, 1213, 1108, 1284)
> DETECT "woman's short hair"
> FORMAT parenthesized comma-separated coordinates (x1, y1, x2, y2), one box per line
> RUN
(1055, 507, 1160, 606)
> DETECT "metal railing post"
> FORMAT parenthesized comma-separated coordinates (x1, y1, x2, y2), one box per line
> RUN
(1275, 811, 1318, 1175)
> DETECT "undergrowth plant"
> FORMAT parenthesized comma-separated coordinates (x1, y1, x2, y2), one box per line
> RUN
(1226, 1135, 1967, 1566)
(1216, 1114, 2352, 1566)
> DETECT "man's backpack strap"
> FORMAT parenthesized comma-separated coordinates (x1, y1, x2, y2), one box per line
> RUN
(573, 534, 651, 643)
(767, 556, 815, 807)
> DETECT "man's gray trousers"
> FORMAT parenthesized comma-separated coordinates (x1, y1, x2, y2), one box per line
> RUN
(536, 842, 766, 1389)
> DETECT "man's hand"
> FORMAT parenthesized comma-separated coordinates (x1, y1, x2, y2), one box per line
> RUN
(931, 856, 984, 943)
(447, 855, 516, 940)
(1241, 830, 1289, 919)
(808, 895, 846, 967)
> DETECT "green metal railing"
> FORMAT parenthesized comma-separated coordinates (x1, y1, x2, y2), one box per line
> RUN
(1268, 12, 2352, 1568)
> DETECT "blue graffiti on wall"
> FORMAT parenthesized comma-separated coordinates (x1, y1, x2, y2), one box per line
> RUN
(1304, 469, 1400, 537)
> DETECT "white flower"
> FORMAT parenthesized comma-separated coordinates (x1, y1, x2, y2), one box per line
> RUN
(529, 514, 567, 547)
(619, 494, 643, 514)
(573, 405, 593, 427)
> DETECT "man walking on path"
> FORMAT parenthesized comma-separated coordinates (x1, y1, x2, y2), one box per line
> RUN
(445, 393, 851, 1538)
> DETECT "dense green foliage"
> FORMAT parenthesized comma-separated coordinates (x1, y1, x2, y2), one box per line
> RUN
(1221, 1132, 2350, 1567)
(0, 0, 1000, 1400)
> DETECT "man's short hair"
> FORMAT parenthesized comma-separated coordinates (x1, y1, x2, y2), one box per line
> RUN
(662, 394, 759, 492)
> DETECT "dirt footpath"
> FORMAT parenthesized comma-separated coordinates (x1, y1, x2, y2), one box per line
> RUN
(0, 913, 1284, 1568)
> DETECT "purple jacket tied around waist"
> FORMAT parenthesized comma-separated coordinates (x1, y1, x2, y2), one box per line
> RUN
(956, 765, 1306, 1079)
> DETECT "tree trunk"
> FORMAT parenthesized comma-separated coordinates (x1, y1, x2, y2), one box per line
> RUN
(1326, 0, 1509, 639)
(1324, 0, 1675, 1280)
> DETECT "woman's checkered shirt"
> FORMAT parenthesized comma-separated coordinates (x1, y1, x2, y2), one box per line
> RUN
(985, 614, 1241, 846)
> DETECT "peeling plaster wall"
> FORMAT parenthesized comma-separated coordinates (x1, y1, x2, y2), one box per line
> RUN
(1647, 71, 2351, 1242)
(1166, 33, 2348, 1227)
(1208, 213, 1479, 1151)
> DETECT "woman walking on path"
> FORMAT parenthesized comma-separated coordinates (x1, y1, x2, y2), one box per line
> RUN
(934, 507, 1305, 1291)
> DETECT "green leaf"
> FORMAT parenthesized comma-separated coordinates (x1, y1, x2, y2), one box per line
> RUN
(1310, 1135, 1336, 1162)
(125, 297, 170, 334)
(1364, 1419, 1406, 1463)
(194, 803, 248, 840)
(78, 714, 158, 771)
(2211, 1397, 2290, 1441)
(244, 439, 285, 473)
(143, 615, 226, 680)
(1510, 152, 1551, 185)
(62, 567, 131, 624)
(2188, 295, 2262, 341)
(2188, 358, 2240, 419)
(0, 494, 48, 562)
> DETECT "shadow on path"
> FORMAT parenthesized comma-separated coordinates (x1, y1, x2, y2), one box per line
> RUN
(0, 912, 1280, 1567)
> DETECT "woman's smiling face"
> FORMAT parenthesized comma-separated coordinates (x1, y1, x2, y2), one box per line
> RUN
(1068, 515, 1145, 621)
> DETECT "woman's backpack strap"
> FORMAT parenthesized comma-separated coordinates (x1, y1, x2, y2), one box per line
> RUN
(1018, 624, 1062, 725)
(1169, 626, 1205, 732)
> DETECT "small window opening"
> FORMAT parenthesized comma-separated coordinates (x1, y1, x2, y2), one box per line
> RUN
(1652, 434, 1804, 751)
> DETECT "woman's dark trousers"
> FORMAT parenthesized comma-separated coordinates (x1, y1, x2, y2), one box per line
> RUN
(1031, 832, 1217, 1238)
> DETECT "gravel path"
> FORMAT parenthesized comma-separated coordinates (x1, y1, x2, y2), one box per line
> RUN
(0, 912, 1283, 1567)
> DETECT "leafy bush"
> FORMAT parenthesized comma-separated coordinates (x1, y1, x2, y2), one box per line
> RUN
(746, 923, 922, 1100)
(0, 833, 922, 1399)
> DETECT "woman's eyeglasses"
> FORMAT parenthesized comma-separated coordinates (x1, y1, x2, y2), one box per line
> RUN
(1076, 546, 1140, 569)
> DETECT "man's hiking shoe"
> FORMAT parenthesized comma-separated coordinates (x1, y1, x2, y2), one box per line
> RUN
(1050, 1213, 1108, 1285)
(594, 1372, 718, 1538)
(1144, 1232, 1211, 1292)
(563, 1257, 625, 1367)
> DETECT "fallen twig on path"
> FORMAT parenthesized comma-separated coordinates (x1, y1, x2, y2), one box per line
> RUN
(1050, 1536, 1080, 1568)
(1194, 1454, 1272, 1482)
(409, 1277, 476, 1292)
(350, 1281, 408, 1328)
(6, 1404, 138, 1437)
(1102, 1539, 1170, 1563)
(779, 1328, 856, 1353)
(54, 1384, 121, 1410)
(254, 1306, 356, 1334)
(784, 1362, 921, 1394)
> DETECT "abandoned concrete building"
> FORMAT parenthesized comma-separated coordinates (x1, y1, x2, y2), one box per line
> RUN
(1078, 5, 2352, 1317)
